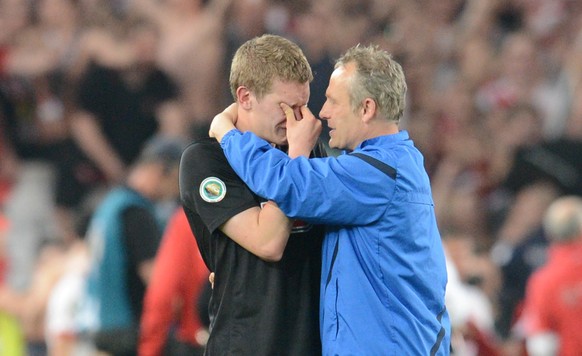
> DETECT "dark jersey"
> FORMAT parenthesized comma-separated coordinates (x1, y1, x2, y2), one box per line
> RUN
(180, 137, 325, 356)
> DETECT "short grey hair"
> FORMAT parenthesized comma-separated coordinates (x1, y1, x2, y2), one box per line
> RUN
(335, 44, 407, 123)
(543, 196, 582, 243)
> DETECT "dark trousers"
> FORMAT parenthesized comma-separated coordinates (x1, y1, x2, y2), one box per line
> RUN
(94, 327, 138, 356)
(164, 337, 205, 356)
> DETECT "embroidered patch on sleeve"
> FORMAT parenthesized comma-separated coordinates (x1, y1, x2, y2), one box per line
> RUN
(200, 177, 226, 203)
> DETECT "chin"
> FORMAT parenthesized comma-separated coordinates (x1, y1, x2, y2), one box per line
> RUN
(272, 133, 288, 146)
(275, 139, 288, 147)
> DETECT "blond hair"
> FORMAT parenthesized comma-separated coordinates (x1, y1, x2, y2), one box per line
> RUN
(229, 34, 313, 101)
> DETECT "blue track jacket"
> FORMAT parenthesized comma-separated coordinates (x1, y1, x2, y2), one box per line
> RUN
(221, 129, 451, 355)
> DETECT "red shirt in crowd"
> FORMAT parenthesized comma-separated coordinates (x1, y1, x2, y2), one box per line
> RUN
(520, 239, 582, 356)
(139, 207, 209, 356)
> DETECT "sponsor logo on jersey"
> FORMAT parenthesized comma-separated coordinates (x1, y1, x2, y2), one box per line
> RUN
(292, 219, 312, 233)
(200, 177, 226, 203)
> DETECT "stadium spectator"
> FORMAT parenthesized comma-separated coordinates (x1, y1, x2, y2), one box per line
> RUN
(517, 196, 582, 356)
(78, 138, 182, 356)
(139, 207, 209, 356)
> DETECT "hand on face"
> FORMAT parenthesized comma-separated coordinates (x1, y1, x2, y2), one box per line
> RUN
(209, 103, 238, 142)
(281, 103, 322, 158)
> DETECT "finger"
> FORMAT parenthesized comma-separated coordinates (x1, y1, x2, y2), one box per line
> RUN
(264, 200, 279, 208)
(220, 103, 237, 124)
(227, 103, 238, 124)
(209, 272, 215, 289)
(280, 103, 296, 122)
(225, 102, 237, 116)
(299, 105, 316, 121)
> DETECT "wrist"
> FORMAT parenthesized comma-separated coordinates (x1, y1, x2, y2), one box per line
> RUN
(287, 144, 311, 159)
(220, 128, 241, 147)
(211, 119, 236, 142)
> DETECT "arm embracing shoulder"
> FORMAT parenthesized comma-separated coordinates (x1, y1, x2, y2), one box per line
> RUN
(222, 131, 393, 224)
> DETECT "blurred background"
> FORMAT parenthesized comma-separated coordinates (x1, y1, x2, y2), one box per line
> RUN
(0, 0, 581, 355)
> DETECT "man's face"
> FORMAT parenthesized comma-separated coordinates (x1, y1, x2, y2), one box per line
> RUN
(320, 63, 362, 150)
(249, 80, 310, 146)
(158, 166, 180, 201)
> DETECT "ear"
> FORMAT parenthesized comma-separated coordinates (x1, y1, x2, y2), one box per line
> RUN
(236, 86, 253, 110)
(361, 98, 377, 124)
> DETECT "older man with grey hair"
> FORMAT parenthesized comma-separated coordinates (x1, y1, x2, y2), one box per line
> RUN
(519, 196, 582, 356)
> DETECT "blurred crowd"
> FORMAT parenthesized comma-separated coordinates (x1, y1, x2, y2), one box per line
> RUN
(0, 0, 581, 355)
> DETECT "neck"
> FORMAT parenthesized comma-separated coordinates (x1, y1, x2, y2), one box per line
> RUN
(235, 109, 252, 133)
(358, 121, 399, 146)
(126, 165, 158, 201)
(379, 123, 400, 136)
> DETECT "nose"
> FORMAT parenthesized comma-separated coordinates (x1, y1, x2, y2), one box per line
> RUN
(319, 102, 329, 121)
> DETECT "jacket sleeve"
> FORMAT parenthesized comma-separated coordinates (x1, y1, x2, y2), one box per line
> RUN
(221, 130, 394, 225)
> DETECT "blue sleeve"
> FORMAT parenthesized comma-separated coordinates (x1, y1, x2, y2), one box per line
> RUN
(221, 129, 394, 225)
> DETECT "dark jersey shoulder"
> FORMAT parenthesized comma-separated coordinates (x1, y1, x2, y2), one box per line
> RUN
(179, 137, 259, 270)
(180, 137, 260, 231)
